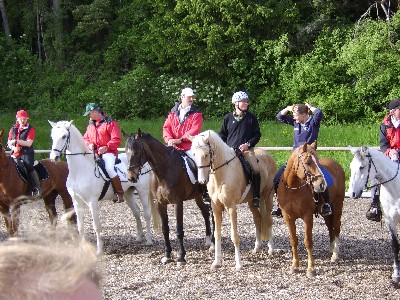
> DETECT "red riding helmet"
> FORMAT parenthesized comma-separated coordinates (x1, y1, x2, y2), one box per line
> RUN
(16, 110, 29, 119)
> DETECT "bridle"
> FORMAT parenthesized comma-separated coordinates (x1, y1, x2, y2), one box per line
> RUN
(363, 152, 400, 190)
(51, 127, 92, 157)
(283, 149, 324, 190)
(195, 141, 237, 173)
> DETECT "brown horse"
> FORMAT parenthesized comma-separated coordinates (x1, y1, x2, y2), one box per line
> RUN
(124, 130, 212, 266)
(277, 142, 345, 277)
(0, 130, 75, 236)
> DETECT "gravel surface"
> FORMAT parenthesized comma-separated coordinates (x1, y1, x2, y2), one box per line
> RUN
(8, 196, 400, 299)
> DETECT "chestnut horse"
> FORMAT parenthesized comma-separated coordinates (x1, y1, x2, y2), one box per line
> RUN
(0, 130, 75, 236)
(190, 130, 277, 270)
(277, 142, 345, 277)
(124, 130, 212, 266)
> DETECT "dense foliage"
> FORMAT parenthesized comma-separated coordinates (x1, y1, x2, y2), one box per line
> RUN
(1, 0, 399, 123)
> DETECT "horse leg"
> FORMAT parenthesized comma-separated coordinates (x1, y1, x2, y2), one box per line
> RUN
(124, 188, 145, 243)
(227, 206, 242, 270)
(324, 214, 340, 262)
(211, 202, 223, 270)
(72, 196, 86, 243)
(58, 189, 77, 226)
(194, 195, 212, 248)
(175, 201, 186, 266)
(388, 224, 400, 285)
(158, 203, 173, 264)
(134, 186, 153, 245)
(285, 216, 300, 274)
(248, 204, 262, 254)
(10, 204, 20, 236)
(87, 199, 103, 254)
(43, 190, 59, 228)
(304, 215, 316, 277)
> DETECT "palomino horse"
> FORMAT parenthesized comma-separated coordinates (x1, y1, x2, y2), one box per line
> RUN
(0, 130, 75, 236)
(349, 146, 400, 285)
(277, 142, 345, 277)
(124, 130, 212, 265)
(48, 121, 155, 254)
(190, 130, 276, 270)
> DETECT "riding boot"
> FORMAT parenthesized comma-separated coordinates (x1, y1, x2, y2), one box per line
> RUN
(320, 188, 332, 217)
(29, 170, 41, 197)
(366, 193, 382, 222)
(110, 175, 125, 203)
(252, 173, 261, 208)
(201, 185, 211, 203)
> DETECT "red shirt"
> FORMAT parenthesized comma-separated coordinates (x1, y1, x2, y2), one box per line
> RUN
(8, 123, 36, 157)
(83, 116, 121, 156)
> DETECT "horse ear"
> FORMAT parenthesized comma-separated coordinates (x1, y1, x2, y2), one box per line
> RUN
(302, 142, 308, 152)
(48, 120, 56, 128)
(310, 140, 317, 149)
(121, 129, 130, 139)
(360, 146, 369, 155)
(349, 146, 358, 155)
(137, 128, 142, 138)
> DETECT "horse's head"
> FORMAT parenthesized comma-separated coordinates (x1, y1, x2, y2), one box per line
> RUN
(124, 129, 147, 183)
(292, 142, 327, 192)
(348, 146, 374, 198)
(191, 131, 213, 184)
(48, 120, 73, 161)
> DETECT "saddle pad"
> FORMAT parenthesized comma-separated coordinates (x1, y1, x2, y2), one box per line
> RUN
(13, 159, 49, 182)
(320, 166, 334, 188)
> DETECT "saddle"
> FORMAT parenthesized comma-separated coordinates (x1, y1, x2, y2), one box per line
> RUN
(95, 156, 122, 179)
(179, 151, 198, 184)
(13, 158, 49, 183)
(234, 148, 253, 184)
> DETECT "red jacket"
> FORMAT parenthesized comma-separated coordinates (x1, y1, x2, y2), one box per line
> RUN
(380, 113, 400, 156)
(163, 103, 203, 151)
(83, 116, 121, 156)
(8, 123, 36, 157)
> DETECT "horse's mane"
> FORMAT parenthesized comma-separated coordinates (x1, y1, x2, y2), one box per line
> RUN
(204, 130, 234, 159)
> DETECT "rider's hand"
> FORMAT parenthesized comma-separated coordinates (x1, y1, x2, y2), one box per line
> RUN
(389, 149, 399, 161)
(7, 140, 16, 148)
(238, 143, 249, 152)
(89, 144, 95, 152)
(98, 146, 107, 155)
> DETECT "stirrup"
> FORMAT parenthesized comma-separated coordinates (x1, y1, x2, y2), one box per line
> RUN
(321, 203, 332, 217)
(252, 197, 260, 208)
(366, 204, 382, 222)
(202, 192, 211, 203)
(271, 207, 283, 218)
(32, 188, 41, 197)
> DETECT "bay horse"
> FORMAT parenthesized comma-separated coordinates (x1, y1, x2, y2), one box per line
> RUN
(48, 121, 156, 254)
(349, 146, 400, 285)
(190, 130, 277, 270)
(277, 142, 345, 277)
(0, 130, 76, 236)
(124, 130, 212, 266)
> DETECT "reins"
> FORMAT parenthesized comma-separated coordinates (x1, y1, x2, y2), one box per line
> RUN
(196, 141, 238, 173)
(364, 153, 400, 190)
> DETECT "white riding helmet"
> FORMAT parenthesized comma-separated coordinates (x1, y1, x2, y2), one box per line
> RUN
(231, 91, 249, 104)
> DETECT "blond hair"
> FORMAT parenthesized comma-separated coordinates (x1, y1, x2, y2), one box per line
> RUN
(0, 232, 100, 300)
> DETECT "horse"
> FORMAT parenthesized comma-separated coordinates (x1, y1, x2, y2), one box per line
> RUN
(348, 146, 400, 285)
(277, 142, 345, 277)
(0, 130, 76, 236)
(124, 130, 212, 266)
(190, 130, 277, 270)
(48, 120, 156, 254)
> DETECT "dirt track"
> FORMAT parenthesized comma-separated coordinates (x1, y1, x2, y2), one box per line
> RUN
(8, 196, 400, 299)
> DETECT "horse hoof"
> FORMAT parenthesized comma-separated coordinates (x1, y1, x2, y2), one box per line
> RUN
(205, 236, 212, 247)
(392, 275, 400, 287)
(210, 264, 221, 271)
(306, 270, 316, 278)
(235, 265, 243, 271)
(145, 240, 153, 246)
(209, 245, 215, 253)
(252, 247, 261, 254)
(289, 267, 299, 275)
(331, 255, 339, 263)
(177, 260, 187, 267)
(161, 257, 173, 264)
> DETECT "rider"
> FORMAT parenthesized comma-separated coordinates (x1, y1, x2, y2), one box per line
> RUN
(272, 103, 333, 217)
(162, 87, 211, 202)
(366, 98, 400, 222)
(7, 110, 41, 197)
(83, 102, 124, 203)
(219, 91, 262, 207)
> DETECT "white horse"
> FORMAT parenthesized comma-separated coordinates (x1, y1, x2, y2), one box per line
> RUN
(49, 120, 155, 254)
(349, 146, 400, 285)
(191, 130, 276, 270)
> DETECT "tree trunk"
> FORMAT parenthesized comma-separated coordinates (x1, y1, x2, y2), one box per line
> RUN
(0, 0, 11, 39)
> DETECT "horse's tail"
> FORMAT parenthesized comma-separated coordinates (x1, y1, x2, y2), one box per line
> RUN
(149, 174, 162, 234)
(259, 192, 273, 241)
